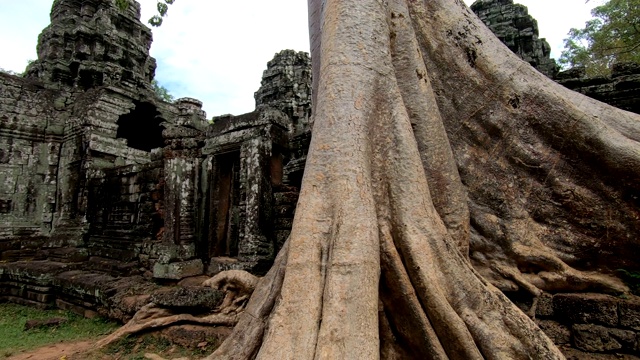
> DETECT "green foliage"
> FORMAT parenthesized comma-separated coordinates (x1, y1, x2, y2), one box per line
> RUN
(115, 0, 129, 11)
(559, 0, 640, 76)
(152, 79, 175, 102)
(114, 0, 174, 27)
(616, 269, 640, 296)
(0, 303, 118, 359)
(149, 0, 176, 27)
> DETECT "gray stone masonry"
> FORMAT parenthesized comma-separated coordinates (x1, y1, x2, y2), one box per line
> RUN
(255, 50, 312, 135)
(153, 98, 207, 279)
(25, 0, 157, 91)
(0, 73, 65, 257)
(196, 50, 312, 275)
(471, 0, 559, 78)
(556, 62, 640, 115)
(0, 0, 185, 279)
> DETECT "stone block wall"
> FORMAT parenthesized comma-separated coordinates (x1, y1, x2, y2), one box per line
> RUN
(26, 0, 156, 91)
(0, 73, 64, 260)
(255, 50, 312, 135)
(0, 0, 175, 272)
(0, 260, 157, 322)
(471, 0, 559, 78)
(522, 293, 640, 356)
(202, 108, 291, 275)
(86, 158, 164, 269)
(152, 98, 207, 280)
(272, 185, 299, 251)
(557, 62, 640, 115)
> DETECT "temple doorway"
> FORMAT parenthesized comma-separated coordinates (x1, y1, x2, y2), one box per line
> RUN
(207, 151, 241, 258)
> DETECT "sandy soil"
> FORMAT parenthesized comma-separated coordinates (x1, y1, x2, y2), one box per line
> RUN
(6, 340, 97, 360)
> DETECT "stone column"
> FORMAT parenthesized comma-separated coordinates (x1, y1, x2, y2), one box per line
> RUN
(237, 136, 274, 272)
(153, 98, 207, 280)
(50, 120, 89, 247)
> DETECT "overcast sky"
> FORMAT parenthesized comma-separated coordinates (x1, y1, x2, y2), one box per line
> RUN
(0, 0, 603, 117)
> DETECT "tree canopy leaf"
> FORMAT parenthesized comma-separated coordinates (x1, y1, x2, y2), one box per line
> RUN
(560, 0, 640, 76)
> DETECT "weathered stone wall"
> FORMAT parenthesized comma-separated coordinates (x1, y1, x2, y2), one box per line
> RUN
(202, 108, 290, 275)
(192, 50, 313, 276)
(26, 0, 156, 90)
(255, 50, 312, 135)
(471, 0, 558, 78)
(151, 98, 207, 280)
(53, 90, 163, 234)
(0, 259, 160, 322)
(1, 0, 314, 283)
(505, 292, 640, 357)
(0, 73, 65, 259)
(272, 185, 298, 251)
(0, 0, 175, 270)
(86, 158, 164, 269)
(556, 62, 640, 115)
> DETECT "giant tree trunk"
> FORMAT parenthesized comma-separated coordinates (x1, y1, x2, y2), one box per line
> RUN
(207, 0, 640, 358)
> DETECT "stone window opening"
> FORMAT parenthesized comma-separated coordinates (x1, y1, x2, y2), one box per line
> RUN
(116, 101, 164, 152)
(78, 69, 103, 89)
(0, 199, 12, 214)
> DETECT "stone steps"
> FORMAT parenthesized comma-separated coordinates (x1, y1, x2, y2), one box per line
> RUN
(0, 260, 154, 321)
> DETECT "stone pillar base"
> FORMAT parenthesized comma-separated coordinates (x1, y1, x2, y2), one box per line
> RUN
(207, 256, 273, 276)
(153, 259, 204, 280)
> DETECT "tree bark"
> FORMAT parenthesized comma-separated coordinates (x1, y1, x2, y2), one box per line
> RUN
(201, 0, 631, 358)
(414, 0, 639, 295)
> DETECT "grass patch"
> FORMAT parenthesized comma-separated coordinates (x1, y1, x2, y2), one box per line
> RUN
(0, 302, 118, 359)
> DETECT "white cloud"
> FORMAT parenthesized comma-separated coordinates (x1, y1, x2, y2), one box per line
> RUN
(136, 0, 309, 117)
(0, 0, 602, 117)
(0, 0, 51, 72)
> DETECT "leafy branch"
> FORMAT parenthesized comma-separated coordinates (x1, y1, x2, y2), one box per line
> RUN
(559, 0, 640, 76)
(114, 0, 175, 27)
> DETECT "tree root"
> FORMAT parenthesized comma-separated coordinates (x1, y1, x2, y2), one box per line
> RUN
(489, 230, 628, 305)
(510, 239, 628, 295)
(97, 270, 259, 349)
(97, 305, 238, 348)
(203, 270, 259, 313)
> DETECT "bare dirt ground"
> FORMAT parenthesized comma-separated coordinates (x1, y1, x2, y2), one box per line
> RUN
(4, 322, 229, 360)
(4, 333, 208, 360)
(9, 337, 640, 360)
(6, 340, 97, 360)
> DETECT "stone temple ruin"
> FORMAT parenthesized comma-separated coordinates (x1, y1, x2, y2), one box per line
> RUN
(1, 0, 640, 357)
(0, 0, 311, 321)
(1, 0, 311, 278)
